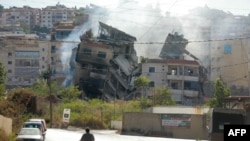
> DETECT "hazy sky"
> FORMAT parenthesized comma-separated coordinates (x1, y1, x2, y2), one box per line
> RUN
(1, 0, 250, 16)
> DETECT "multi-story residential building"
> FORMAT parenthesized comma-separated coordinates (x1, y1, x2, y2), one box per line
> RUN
(140, 32, 207, 105)
(0, 34, 49, 88)
(141, 59, 205, 105)
(209, 39, 249, 89)
(2, 6, 40, 28)
(40, 3, 75, 29)
(75, 22, 140, 99)
(51, 21, 80, 40)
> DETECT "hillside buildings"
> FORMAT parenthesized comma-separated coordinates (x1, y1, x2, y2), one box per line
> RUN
(40, 3, 76, 28)
(0, 34, 49, 88)
(0, 3, 76, 29)
(0, 4, 250, 100)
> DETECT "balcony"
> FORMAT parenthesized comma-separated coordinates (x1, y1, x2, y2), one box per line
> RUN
(183, 90, 199, 97)
(167, 74, 184, 80)
(167, 74, 199, 81)
(90, 71, 106, 79)
(170, 89, 199, 101)
(76, 53, 109, 65)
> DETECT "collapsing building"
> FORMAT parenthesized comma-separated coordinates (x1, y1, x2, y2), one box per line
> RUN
(141, 32, 207, 105)
(75, 22, 140, 99)
(160, 32, 207, 103)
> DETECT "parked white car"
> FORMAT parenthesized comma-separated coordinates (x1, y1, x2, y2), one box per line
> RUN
(16, 127, 44, 141)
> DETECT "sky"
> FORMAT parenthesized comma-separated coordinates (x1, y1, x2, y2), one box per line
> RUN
(1, 0, 250, 16)
(1, 0, 250, 59)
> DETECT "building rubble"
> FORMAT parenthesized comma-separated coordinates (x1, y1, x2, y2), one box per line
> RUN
(75, 22, 141, 100)
(159, 32, 207, 101)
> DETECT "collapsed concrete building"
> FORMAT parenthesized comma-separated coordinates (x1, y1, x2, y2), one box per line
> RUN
(140, 32, 207, 105)
(74, 22, 140, 99)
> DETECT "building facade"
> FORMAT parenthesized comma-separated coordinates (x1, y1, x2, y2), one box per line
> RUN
(40, 4, 75, 29)
(2, 6, 40, 27)
(142, 59, 205, 105)
(0, 34, 49, 88)
(75, 22, 140, 99)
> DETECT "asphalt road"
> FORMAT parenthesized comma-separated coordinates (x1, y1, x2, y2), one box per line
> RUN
(45, 128, 205, 141)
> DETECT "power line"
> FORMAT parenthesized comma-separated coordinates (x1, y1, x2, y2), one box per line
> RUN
(1, 35, 250, 44)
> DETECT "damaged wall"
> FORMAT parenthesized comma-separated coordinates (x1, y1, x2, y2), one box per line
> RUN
(75, 22, 140, 100)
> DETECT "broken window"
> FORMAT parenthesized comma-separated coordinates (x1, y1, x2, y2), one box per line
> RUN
(51, 46, 56, 53)
(184, 81, 199, 90)
(149, 67, 155, 73)
(81, 64, 88, 69)
(97, 51, 106, 58)
(171, 82, 178, 89)
(83, 48, 92, 56)
(188, 69, 194, 76)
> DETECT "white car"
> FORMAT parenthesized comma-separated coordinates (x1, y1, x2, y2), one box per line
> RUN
(16, 127, 44, 141)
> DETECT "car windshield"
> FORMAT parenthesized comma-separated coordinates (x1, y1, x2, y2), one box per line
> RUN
(24, 123, 41, 128)
(19, 128, 40, 135)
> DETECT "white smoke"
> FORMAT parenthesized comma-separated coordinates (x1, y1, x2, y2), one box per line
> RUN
(60, 20, 95, 87)
(60, 0, 245, 86)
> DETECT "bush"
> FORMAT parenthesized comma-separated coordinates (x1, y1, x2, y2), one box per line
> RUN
(0, 129, 15, 141)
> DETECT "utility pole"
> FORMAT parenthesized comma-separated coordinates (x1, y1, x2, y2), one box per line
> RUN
(114, 80, 118, 120)
(46, 65, 53, 128)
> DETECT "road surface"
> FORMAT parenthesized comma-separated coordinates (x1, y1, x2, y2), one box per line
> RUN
(45, 128, 206, 141)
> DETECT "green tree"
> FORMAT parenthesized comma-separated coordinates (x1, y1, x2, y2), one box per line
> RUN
(208, 78, 230, 107)
(32, 79, 57, 97)
(58, 86, 82, 103)
(0, 62, 6, 98)
(154, 87, 176, 106)
(20, 21, 31, 34)
(140, 56, 148, 63)
(134, 76, 150, 98)
(32, 25, 50, 34)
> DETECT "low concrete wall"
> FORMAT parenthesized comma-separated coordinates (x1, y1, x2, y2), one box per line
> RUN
(0, 115, 12, 135)
(122, 112, 161, 132)
(122, 112, 208, 140)
(110, 120, 122, 130)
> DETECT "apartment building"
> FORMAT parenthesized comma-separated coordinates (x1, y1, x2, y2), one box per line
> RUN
(40, 4, 75, 29)
(2, 6, 40, 27)
(0, 34, 49, 88)
(75, 22, 140, 99)
(140, 32, 207, 105)
(141, 59, 205, 105)
(209, 39, 249, 88)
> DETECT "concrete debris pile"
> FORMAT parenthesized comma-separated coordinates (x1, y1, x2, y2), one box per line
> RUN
(75, 22, 141, 100)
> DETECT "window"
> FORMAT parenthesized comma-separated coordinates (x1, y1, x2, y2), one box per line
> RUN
(51, 46, 56, 53)
(224, 44, 232, 54)
(97, 51, 106, 58)
(42, 57, 45, 60)
(81, 64, 88, 69)
(149, 67, 155, 73)
(8, 61, 12, 64)
(149, 81, 155, 87)
(171, 69, 177, 75)
(8, 70, 12, 73)
(15, 51, 39, 58)
(8, 52, 12, 56)
(83, 48, 91, 56)
(171, 82, 178, 89)
(42, 48, 45, 52)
